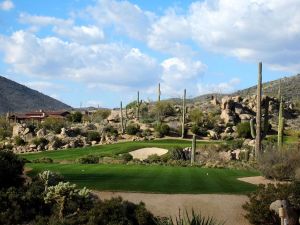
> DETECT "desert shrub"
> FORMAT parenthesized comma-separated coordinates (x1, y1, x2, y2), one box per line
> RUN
(86, 197, 156, 225)
(259, 144, 300, 180)
(87, 131, 101, 142)
(14, 136, 26, 146)
(191, 124, 208, 136)
(228, 139, 244, 150)
(239, 150, 250, 161)
(141, 128, 152, 137)
(0, 116, 12, 140)
(120, 153, 133, 162)
(140, 116, 156, 124)
(0, 151, 24, 189)
(42, 118, 66, 134)
(126, 124, 140, 135)
(156, 209, 225, 225)
(32, 137, 49, 146)
(190, 109, 204, 125)
(154, 123, 170, 138)
(145, 154, 161, 163)
(68, 111, 83, 123)
(91, 109, 111, 123)
(77, 155, 100, 164)
(177, 125, 188, 137)
(169, 147, 190, 161)
(243, 182, 300, 225)
(103, 125, 118, 136)
(153, 101, 176, 119)
(51, 137, 64, 150)
(236, 122, 252, 138)
(32, 157, 53, 163)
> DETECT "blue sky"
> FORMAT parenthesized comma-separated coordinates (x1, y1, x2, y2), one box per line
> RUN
(0, 0, 299, 108)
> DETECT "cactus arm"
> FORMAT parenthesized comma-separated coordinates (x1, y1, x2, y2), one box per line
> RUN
(255, 62, 262, 158)
(250, 118, 256, 139)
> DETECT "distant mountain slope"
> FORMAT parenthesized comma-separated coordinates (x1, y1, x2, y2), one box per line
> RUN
(233, 74, 300, 101)
(0, 76, 71, 114)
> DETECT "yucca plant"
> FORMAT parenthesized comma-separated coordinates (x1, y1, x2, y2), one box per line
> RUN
(156, 210, 225, 225)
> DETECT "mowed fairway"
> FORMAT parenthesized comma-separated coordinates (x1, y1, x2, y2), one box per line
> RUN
(27, 163, 259, 194)
(21, 139, 222, 162)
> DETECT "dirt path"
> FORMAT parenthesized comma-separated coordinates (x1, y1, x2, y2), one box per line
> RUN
(129, 147, 168, 160)
(95, 191, 250, 225)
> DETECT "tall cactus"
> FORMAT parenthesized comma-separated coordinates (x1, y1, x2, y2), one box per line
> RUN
(191, 134, 196, 165)
(250, 96, 269, 139)
(158, 83, 161, 102)
(181, 89, 186, 139)
(278, 96, 284, 148)
(136, 91, 142, 121)
(255, 62, 262, 158)
(120, 101, 124, 134)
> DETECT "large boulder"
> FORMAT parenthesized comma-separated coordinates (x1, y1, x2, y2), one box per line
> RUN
(107, 110, 120, 123)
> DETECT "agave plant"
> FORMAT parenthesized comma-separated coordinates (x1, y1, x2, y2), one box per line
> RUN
(156, 209, 225, 225)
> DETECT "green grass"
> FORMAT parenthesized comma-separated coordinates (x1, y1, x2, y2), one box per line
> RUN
(27, 163, 258, 194)
(21, 139, 222, 162)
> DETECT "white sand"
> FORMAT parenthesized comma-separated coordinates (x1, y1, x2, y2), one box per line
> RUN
(129, 147, 168, 160)
(96, 191, 250, 225)
(238, 176, 289, 185)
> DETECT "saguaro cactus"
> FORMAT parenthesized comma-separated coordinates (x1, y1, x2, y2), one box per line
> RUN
(278, 97, 284, 148)
(255, 62, 262, 158)
(191, 134, 196, 165)
(120, 101, 124, 134)
(158, 83, 161, 102)
(250, 96, 269, 139)
(181, 89, 186, 139)
(136, 91, 142, 121)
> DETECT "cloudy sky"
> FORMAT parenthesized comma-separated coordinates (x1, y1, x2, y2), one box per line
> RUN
(0, 0, 299, 108)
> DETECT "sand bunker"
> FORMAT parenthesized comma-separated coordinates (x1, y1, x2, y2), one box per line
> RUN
(238, 176, 289, 185)
(129, 147, 168, 160)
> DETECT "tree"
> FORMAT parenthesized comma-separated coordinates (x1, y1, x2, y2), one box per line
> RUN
(71, 111, 83, 123)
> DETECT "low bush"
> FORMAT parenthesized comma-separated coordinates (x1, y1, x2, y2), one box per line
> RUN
(87, 131, 101, 142)
(0, 151, 24, 189)
(0, 116, 12, 141)
(77, 155, 100, 164)
(259, 144, 300, 180)
(191, 124, 208, 136)
(68, 111, 83, 123)
(145, 154, 161, 163)
(14, 136, 26, 146)
(32, 157, 53, 163)
(169, 147, 190, 161)
(31, 137, 49, 146)
(243, 182, 300, 225)
(154, 123, 170, 138)
(103, 125, 118, 136)
(120, 153, 133, 162)
(41, 118, 66, 134)
(126, 124, 140, 135)
(236, 122, 252, 138)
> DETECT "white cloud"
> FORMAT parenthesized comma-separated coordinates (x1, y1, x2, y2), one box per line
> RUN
(160, 57, 206, 97)
(0, 0, 14, 11)
(197, 78, 241, 95)
(19, 13, 73, 27)
(86, 0, 156, 41)
(0, 30, 160, 89)
(188, 0, 300, 72)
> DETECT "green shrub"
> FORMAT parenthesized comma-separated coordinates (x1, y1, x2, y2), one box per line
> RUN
(191, 124, 207, 136)
(228, 139, 244, 150)
(91, 109, 111, 123)
(87, 131, 101, 142)
(236, 122, 251, 138)
(0, 117, 12, 141)
(32, 157, 53, 163)
(154, 123, 170, 137)
(169, 147, 189, 161)
(14, 136, 26, 146)
(77, 155, 100, 164)
(103, 125, 118, 136)
(190, 109, 204, 125)
(120, 153, 133, 162)
(126, 124, 140, 135)
(41, 118, 66, 134)
(0, 151, 24, 189)
(68, 111, 83, 123)
(145, 154, 161, 163)
(32, 137, 48, 146)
